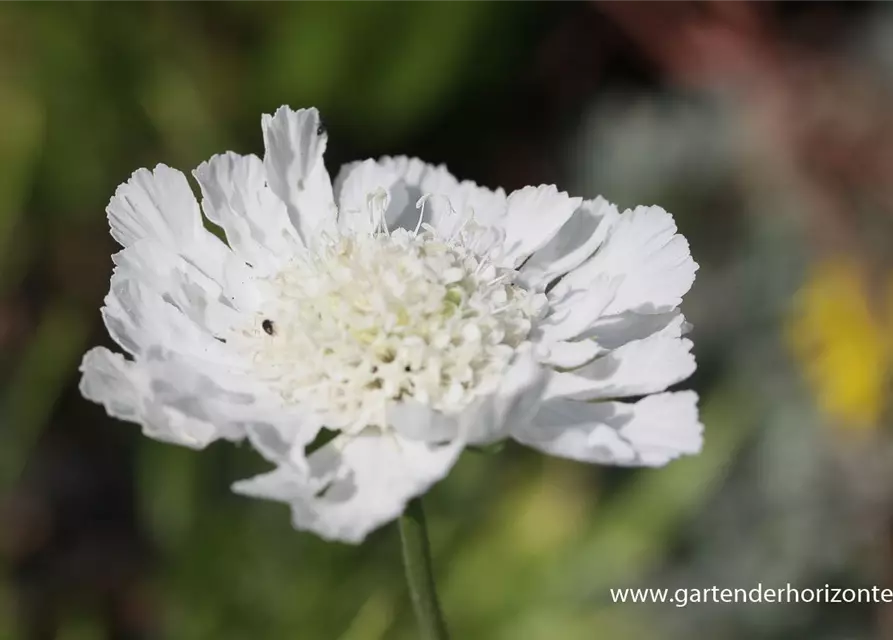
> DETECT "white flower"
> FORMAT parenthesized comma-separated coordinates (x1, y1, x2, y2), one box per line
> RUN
(80, 106, 702, 543)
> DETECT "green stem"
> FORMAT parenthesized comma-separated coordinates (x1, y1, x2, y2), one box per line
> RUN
(399, 497, 450, 640)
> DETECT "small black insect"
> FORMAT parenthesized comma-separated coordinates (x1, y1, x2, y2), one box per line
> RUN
(262, 319, 276, 335)
(316, 118, 326, 136)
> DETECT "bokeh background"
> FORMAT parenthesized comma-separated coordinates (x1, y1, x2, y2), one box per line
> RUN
(2, 2, 893, 639)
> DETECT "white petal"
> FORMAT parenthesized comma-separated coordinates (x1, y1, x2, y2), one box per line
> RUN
(339, 156, 436, 231)
(262, 106, 336, 245)
(519, 196, 618, 290)
(578, 310, 687, 347)
(194, 151, 300, 271)
(372, 156, 508, 238)
(462, 345, 549, 445)
(513, 391, 702, 467)
(111, 239, 243, 339)
(538, 309, 689, 372)
(233, 431, 463, 544)
(538, 339, 605, 369)
(388, 400, 460, 443)
(106, 164, 238, 285)
(545, 334, 695, 401)
(555, 205, 697, 315)
(79, 347, 146, 423)
(387, 158, 506, 228)
(101, 272, 229, 362)
(501, 185, 582, 268)
(242, 411, 324, 468)
(107, 164, 203, 248)
(333, 159, 409, 234)
(375, 347, 547, 446)
(536, 274, 621, 343)
(432, 172, 507, 231)
(79, 347, 257, 449)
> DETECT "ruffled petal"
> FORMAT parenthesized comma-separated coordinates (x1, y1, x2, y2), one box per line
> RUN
(101, 272, 230, 363)
(106, 164, 238, 285)
(232, 431, 463, 544)
(362, 156, 507, 239)
(501, 185, 582, 268)
(554, 205, 697, 316)
(79, 347, 264, 448)
(111, 238, 245, 340)
(107, 164, 203, 248)
(535, 274, 621, 344)
(388, 400, 460, 443)
(427, 170, 507, 232)
(578, 310, 687, 348)
(519, 196, 618, 290)
(513, 391, 703, 467)
(538, 338, 605, 369)
(194, 151, 300, 272)
(371, 156, 452, 226)
(462, 345, 549, 446)
(333, 158, 409, 234)
(262, 106, 336, 245)
(545, 334, 696, 401)
(240, 411, 324, 469)
(79, 347, 146, 424)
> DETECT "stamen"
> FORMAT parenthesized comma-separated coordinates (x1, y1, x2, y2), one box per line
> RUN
(414, 194, 430, 236)
(451, 206, 475, 242)
(474, 256, 492, 275)
(366, 188, 391, 237)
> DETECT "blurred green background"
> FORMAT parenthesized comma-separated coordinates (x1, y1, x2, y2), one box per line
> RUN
(2, 2, 893, 639)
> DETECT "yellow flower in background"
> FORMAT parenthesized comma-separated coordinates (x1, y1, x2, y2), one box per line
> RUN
(788, 259, 893, 429)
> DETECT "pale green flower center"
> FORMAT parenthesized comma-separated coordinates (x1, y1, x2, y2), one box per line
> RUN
(235, 228, 545, 432)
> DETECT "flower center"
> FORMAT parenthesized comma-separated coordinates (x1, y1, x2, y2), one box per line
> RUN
(235, 227, 545, 432)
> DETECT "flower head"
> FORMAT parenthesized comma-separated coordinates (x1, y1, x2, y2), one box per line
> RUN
(80, 106, 702, 543)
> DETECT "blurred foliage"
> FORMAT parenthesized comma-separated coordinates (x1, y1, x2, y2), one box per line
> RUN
(2, 2, 893, 640)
